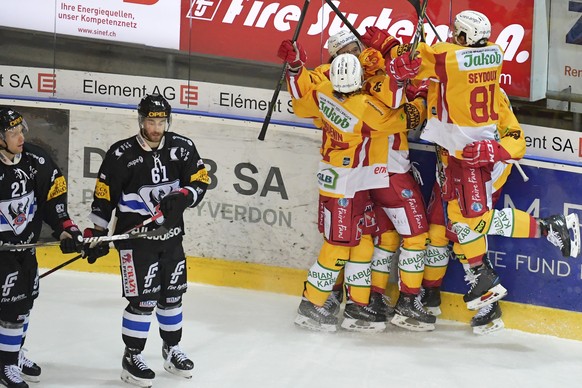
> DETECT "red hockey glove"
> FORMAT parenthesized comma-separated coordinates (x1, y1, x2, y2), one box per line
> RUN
(388, 53, 421, 83)
(462, 140, 512, 167)
(59, 219, 83, 254)
(277, 40, 306, 72)
(405, 80, 429, 101)
(160, 188, 193, 227)
(361, 27, 399, 58)
(359, 48, 385, 78)
(82, 228, 110, 264)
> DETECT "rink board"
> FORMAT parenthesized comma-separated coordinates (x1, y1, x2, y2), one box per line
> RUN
(2, 98, 580, 340)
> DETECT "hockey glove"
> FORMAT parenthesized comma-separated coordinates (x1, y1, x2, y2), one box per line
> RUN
(82, 228, 110, 264)
(359, 48, 385, 78)
(59, 219, 83, 254)
(405, 80, 429, 101)
(160, 188, 193, 227)
(462, 140, 512, 167)
(361, 27, 399, 58)
(388, 53, 422, 83)
(277, 39, 306, 72)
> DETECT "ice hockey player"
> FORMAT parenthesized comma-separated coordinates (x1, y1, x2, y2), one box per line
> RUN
(278, 38, 427, 332)
(0, 107, 83, 388)
(83, 94, 210, 387)
(363, 9, 581, 312)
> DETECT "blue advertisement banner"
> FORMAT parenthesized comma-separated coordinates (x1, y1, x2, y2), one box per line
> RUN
(410, 147, 582, 312)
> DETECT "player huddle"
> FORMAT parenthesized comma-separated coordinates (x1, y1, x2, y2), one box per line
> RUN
(279, 10, 580, 335)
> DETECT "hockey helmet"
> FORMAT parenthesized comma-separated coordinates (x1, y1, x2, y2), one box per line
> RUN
(138, 94, 172, 131)
(0, 107, 28, 141)
(330, 53, 363, 94)
(327, 30, 363, 58)
(453, 10, 491, 47)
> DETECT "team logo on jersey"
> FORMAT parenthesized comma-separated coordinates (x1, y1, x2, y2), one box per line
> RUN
(10, 199, 29, 226)
(138, 180, 180, 222)
(0, 192, 34, 235)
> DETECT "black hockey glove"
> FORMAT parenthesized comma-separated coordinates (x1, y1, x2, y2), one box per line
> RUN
(82, 228, 110, 264)
(59, 220, 83, 254)
(160, 188, 193, 227)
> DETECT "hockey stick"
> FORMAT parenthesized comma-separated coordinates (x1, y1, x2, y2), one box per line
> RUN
(39, 210, 164, 278)
(407, 0, 428, 57)
(426, 15, 443, 42)
(257, 0, 311, 141)
(2, 210, 165, 252)
(321, 0, 361, 40)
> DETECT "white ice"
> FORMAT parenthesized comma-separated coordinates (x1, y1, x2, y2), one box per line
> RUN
(28, 271, 582, 388)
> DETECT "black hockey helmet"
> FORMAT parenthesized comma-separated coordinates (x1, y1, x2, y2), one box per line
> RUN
(0, 107, 28, 141)
(137, 94, 172, 131)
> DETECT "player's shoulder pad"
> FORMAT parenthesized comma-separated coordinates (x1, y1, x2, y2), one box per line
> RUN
(107, 136, 135, 159)
(23, 143, 57, 168)
(165, 131, 196, 149)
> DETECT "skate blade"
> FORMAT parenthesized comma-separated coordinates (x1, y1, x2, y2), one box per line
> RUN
(426, 306, 442, 317)
(163, 362, 193, 379)
(294, 314, 338, 333)
(121, 370, 153, 388)
(566, 213, 580, 258)
(472, 318, 505, 335)
(466, 284, 507, 310)
(390, 314, 435, 332)
(20, 372, 40, 383)
(340, 318, 386, 333)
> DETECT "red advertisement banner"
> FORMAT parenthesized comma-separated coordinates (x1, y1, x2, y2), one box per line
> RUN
(180, 0, 534, 98)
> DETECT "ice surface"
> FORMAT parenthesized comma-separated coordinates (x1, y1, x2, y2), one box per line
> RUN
(28, 271, 582, 388)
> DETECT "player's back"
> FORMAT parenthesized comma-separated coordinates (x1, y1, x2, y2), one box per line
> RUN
(417, 41, 505, 158)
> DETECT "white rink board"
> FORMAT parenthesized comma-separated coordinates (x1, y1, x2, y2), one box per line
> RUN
(44, 102, 323, 269)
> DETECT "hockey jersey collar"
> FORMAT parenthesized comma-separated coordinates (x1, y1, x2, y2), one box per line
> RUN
(0, 151, 22, 165)
(136, 131, 166, 152)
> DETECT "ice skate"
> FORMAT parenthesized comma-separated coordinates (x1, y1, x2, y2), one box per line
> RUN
(294, 298, 338, 332)
(340, 301, 386, 333)
(391, 293, 436, 332)
(121, 347, 155, 388)
(463, 264, 507, 310)
(471, 301, 504, 335)
(369, 291, 395, 320)
(0, 364, 28, 388)
(322, 288, 344, 316)
(162, 343, 194, 379)
(420, 287, 442, 316)
(539, 214, 580, 258)
(18, 349, 40, 383)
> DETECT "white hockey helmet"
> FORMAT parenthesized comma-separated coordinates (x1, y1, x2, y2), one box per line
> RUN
(327, 30, 362, 58)
(453, 10, 491, 47)
(330, 53, 363, 94)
